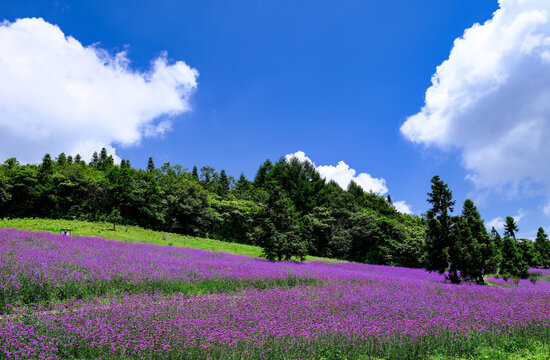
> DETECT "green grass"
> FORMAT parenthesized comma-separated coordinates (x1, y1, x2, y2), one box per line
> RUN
(0, 218, 338, 262)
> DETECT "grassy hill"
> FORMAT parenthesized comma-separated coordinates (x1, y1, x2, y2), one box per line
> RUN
(0, 217, 337, 262)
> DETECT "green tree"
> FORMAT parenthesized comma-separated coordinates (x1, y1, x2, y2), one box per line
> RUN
(218, 169, 230, 196)
(255, 187, 307, 261)
(425, 176, 459, 283)
(504, 216, 518, 241)
(147, 157, 155, 173)
(109, 208, 122, 230)
(534, 227, 550, 268)
(500, 235, 529, 280)
(56, 153, 67, 166)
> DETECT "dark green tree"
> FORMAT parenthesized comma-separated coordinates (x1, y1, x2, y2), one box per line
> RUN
(504, 216, 518, 241)
(425, 176, 459, 283)
(91, 152, 99, 166)
(255, 186, 307, 261)
(56, 153, 67, 166)
(147, 157, 155, 173)
(66, 155, 73, 164)
(191, 166, 199, 182)
(534, 227, 550, 268)
(74, 154, 82, 164)
(218, 169, 230, 196)
(40, 154, 53, 175)
(500, 235, 529, 280)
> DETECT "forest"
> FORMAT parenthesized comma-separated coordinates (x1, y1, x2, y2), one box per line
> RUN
(0, 148, 549, 283)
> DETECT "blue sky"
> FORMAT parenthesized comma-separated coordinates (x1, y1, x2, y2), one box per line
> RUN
(3, 0, 550, 238)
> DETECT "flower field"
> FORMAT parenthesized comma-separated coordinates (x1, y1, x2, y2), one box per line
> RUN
(1, 229, 549, 359)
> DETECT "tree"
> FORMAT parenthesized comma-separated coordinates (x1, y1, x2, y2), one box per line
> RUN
(74, 154, 82, 164)
(500, 235, 529, 280)
(66, 155, 73, 164)
(218, 169, 230, 196)
(533, 227, 550, 268)
(504, 216, 518, 241)
(255, 187, 307, 261)
(91, 152, 99, 166)
(191, 166, 199, 182)
(109, 208, 122, 230)
(425, 176, 459, 283)
(147, 157, 155, 173)
(40, 154, 53, 175)
(56, 153, 67, 166)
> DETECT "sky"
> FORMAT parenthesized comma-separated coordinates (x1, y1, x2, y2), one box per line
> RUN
(3, 0, 550, 238)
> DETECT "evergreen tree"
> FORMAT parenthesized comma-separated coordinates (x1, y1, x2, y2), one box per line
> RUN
(191, 166, 199, 182)
(218, 169, 230, 196)
(91, 152, 99, 166)
(147, 157, 155, 173)
(500, 235, 529, 280)
(533, 227, 550, 268)
(74, 154, 82, 164)
(99, 147, 108, 163)
(40, 154, 53, 175)
(120, 159, 128, 169)
(255, 187, 307, 261)
(425, 176, 459, 283)
(66, 155, 73, 164)
(56, 153, 67, 166)
(504, 216, 518, 241)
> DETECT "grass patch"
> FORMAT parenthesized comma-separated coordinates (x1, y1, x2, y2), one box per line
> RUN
(0, 218, 337, 262)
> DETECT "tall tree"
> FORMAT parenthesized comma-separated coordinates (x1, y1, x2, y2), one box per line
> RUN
(425, 176, 459, 283)
(218, 169, 230, 196)
(504, 216, 518, 241)
(147, 157, 155, 173)
(255, 186, 307, 261)
(534, 227, 550, 268)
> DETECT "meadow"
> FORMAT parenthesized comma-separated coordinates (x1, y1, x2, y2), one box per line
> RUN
(1, 228, 549, 359)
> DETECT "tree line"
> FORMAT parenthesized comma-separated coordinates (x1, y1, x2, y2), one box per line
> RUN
(0, 149, 549, 283)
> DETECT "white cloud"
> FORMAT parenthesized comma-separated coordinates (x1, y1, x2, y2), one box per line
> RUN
(285, 151, 388, 195)
(393, 201, 413, 215)
(487, 209, 525, 231)
(543, 202, 550, 216)
(0, 18, 198, 163)
(401, 0, 550, 192)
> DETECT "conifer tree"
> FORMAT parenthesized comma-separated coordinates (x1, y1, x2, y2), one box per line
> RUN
(534, 227, 550, 268)
(91, 152, 99, 166)
(191, 166, 199, 182)
(504, 216, 518, 240)
(40, 154, 53, 175)
(500, 235, 529, 280)
(66, 155, 73, 164)
(218, 169, 230, 196)
(74, 154, 82, 164)
(425, 176, 459, 283)
(147, 157, 155, 173)
(56, 153, 67, 166)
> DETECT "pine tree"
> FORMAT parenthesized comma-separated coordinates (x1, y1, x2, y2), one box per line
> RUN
(218, 169, 230, 196)
(534, 227, 550, 268)
(56, 153, 67, 166)
(256, 187, 307, 261)
(40, 154, 53, 175)
(425, 176, 459, 283)
(100, 147, 108, 163)
(500, 235, 529, 280)
(91, 152, 99, 166)
(504, 216, 518, 241)
(66, 155, 73, 164)
(147, 157, 155, 173)
(75, 154, 82, 164)
(191, 166, 199, 182)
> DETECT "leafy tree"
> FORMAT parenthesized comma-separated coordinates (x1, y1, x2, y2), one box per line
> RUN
(425, 176, 459, 283)
(109, 208, 122, 230)
(534, 227, 550, 268)
(40, 154, 54, 176)
(74, 154, 82, 164)
(66, 155, 73, 164)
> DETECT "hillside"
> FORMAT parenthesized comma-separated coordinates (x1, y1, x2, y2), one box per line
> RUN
(0, 218, 336, 262)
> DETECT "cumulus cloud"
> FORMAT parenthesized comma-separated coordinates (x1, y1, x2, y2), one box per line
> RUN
(487, 210, 525, 231)
(285, 151, 388, 195)
(393, 201, 413, 215)
(0, 18, 198, 163)
(401, 0, 550, 191)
